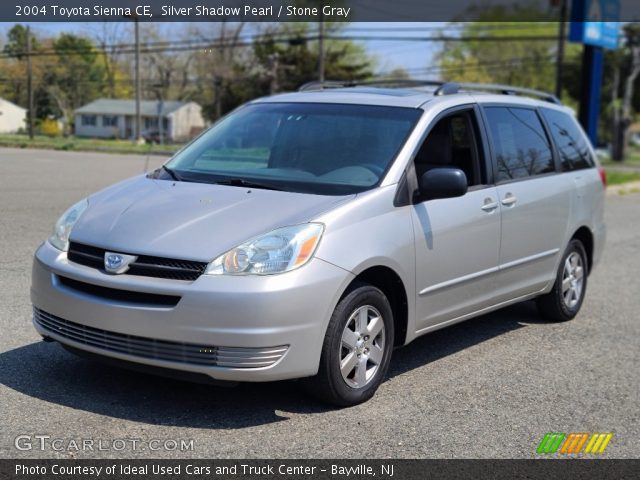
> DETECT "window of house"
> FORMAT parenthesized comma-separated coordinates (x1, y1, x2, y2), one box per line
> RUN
(484, 107, 555, 182)
(541, 108, 594, 171)
(81, 115, 97, 127)
(413, 110, 485, 187)
(102, 115, 118, 127)
(145, 117, 159, 130)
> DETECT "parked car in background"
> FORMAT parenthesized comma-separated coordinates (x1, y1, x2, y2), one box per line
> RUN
(31, 81, 606, 406)
(141, 129, 162, 144)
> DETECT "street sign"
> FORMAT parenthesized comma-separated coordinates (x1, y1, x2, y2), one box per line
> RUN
(569, 0, 621, 49)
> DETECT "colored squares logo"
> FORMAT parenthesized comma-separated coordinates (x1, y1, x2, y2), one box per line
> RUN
(537, 433, 613, 454)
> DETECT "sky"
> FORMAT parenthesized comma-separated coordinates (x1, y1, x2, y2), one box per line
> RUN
(0, 21, 443, 76)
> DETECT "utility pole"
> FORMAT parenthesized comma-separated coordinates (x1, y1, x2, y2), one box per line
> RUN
(554, 0, 568, 100)
(26, 26, 34, 140)
(318, 19, 325, 82)
(214, 76, 222, 120)
(134, 15, 142, 143)
(152, 80, 165, 145)
(268, 53, 280, 95)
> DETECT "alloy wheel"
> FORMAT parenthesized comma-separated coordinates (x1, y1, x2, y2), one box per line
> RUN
(339, 305, 386, 388)
(562, 251, 584, 309)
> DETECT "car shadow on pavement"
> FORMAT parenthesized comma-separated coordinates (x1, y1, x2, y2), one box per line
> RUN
(387, 300, 546, 380)
(0, 301, 547, 429)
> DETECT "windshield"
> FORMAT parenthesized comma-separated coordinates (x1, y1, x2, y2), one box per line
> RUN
(163, 102, 422, 195)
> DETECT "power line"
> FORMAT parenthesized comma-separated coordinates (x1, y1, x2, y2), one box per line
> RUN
(0, 33, 561, 60)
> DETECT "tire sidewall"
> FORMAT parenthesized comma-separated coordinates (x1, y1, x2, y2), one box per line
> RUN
(554, 239, 588, 320)
(323, 285, 394, 406)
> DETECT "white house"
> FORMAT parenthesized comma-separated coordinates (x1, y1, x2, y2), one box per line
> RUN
(74, 99, 205, 142)
(0, 98, 27, 133)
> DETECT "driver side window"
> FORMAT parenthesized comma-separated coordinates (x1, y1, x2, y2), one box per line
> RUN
(414, 110, 485, 187)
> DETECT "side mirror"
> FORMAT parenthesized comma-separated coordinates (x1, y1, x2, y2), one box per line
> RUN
(417, 168, 468, 201)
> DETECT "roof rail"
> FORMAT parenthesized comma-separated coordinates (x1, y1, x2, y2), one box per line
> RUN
(298, 81, 354, 91)
(298, 79, 446, 92)
(456, 83, 560, 104)
(297, 79, 561, 104)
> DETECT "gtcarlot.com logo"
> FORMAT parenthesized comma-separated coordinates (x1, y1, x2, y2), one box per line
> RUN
(14, 435, 194, 452)
(537, 432, 613, 455)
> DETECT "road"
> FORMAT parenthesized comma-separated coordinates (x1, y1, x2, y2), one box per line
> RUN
(0, 148, 638, 459)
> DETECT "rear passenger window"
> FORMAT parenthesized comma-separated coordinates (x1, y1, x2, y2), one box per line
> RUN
(484, 107, 555, 183)
(541, 108, 595, 171)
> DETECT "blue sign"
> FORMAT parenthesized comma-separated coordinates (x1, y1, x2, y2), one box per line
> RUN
(569, 0, 621, 49)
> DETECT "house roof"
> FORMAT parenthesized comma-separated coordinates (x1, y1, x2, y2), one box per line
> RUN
(74, 99, 193, 116)
(0, 97, 27, 112)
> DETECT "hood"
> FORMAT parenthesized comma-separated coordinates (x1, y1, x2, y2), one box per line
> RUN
(70, 175, 353, 261)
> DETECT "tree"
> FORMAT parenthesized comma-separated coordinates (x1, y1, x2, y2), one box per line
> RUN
(0, 25, 53, 117)
(200, 22, 374, 121)
(3, 24, 39, 59)
(46, 34, 107, 133)
(609, 24, 640, 161)
(252, 23, 373, 92)
(436, 3, 575, 92)
(86, 22, 131, 98)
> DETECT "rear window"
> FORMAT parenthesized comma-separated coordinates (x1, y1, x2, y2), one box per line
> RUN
(541, 108, 595, 171)
(484, 107, 555, 183)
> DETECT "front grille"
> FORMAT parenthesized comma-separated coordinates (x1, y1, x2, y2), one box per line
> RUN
(34, 308, 288, 368)
(68, 242, 208, 281)
(57, 276, 180, 307)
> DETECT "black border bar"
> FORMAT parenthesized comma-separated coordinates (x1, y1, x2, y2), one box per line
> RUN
(2, 459, 640, 480)
(3, 0, 640, 22)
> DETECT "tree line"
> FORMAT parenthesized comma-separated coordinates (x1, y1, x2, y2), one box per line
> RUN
(1, 15, 639, 160)
(0, 22, 374, 136)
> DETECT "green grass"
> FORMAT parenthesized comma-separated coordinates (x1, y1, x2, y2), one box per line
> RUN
(600, 147, 640, 166)
(605, 170, 640, 185)
(0, 134, 183, 155)
(624, 151, 640, 165)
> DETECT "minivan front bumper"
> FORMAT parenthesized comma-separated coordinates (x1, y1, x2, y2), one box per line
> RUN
(31, 241, 353, 382)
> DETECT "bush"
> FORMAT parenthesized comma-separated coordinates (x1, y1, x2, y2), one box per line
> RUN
(40, 118, 62, 137)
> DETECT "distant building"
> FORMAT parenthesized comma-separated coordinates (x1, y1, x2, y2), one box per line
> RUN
(0, 98, 27, 133)
(74, 99, 206, 142)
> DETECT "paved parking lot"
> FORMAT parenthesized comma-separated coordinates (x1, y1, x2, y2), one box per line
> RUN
(0, 148, 638, 459)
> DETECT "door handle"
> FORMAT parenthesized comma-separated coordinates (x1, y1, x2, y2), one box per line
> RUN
(481, 198, 498, 212)
(501, 193, 517, 206)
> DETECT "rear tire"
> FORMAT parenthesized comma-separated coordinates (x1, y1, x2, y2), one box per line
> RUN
(536, 239, 588, 322)
(304, 283, 394, 407)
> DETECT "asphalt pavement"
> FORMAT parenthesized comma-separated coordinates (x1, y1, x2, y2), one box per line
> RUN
(0, 148, 638, 459)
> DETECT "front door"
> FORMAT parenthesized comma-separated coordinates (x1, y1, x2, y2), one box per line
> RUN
(411, 107, 502, 332)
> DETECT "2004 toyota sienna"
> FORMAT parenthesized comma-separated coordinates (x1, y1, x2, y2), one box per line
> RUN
(31, 81, 606, 406)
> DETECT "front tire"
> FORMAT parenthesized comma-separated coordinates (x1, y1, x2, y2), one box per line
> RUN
(537, 239, 588, 322)
(304, 283, 394, 407)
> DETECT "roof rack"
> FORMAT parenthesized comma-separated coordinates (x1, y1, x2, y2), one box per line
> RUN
(298, 79, 560, 104)
(454, 82, 560, 104)
(298, 79, 446, 92)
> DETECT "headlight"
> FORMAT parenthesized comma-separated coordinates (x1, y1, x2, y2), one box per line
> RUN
(206, 223, 324, 275)
(48, 198, 89, 251)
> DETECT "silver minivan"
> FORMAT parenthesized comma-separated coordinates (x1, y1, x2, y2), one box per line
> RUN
(31, 82, 606, 406)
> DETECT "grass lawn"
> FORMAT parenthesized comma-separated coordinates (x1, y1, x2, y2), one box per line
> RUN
(0, 134, 183, 155)
(623, 151, 640, 165)
(605, 169, 640, 185)
(600, 147, 640, 166)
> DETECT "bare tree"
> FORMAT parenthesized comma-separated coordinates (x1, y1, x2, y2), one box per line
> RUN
(192, 22, 248, 119)
(141, 23, 199, 102)
(86, 22, 126, 98)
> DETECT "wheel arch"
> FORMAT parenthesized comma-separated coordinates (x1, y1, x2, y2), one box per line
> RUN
(341, 265, 409, 347)
(571, 226, 594, 275)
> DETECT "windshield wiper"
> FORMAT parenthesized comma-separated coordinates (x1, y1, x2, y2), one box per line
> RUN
(161, 165, 181, 181)
(215, 178, 284, 191)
